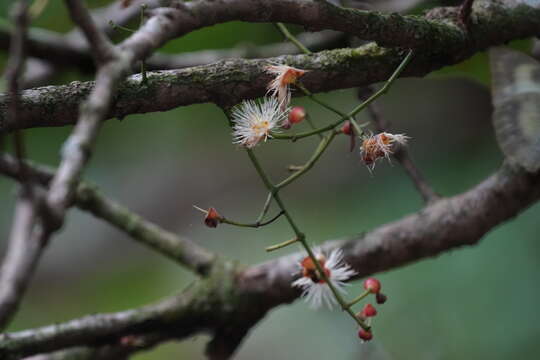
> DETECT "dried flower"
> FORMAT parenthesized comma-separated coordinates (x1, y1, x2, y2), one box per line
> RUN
(193, 205, 222, 228)
(376, 292, 387, 304)
(265, 64, 307, 108)
(360, 132, 409, 169)
(363, 277, 381, 294)
(231, 97, 287, 148)
(292, 249, 356, 309)
(204, 207, 221, 228)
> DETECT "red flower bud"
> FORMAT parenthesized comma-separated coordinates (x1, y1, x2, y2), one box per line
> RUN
(204, 207, 221, 228)
(358, 329, 373, 341)
(361, 303, 377, 317)
(376, 292, 387, 304)
(288, 106, 306, 124)
(341, 121, 352, 135)
(363, 277, 381, 294)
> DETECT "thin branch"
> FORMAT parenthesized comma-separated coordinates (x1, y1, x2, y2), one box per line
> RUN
(358, 86, 440, 203)
(220, 211, 285, 228)
(0, 154, 217, 276)
(0, 0, 39, 331)
(63, 0, 116, 64)
(275, 131, 337, 188)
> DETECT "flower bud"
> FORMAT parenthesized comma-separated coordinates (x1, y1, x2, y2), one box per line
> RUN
(363, 277, 381, 294)
(204, 207, 221, 228)
(361, 303, 377, 317)
(288, 106, 306, 125)
(358, 329, 373, 341)
(376, 292, 387, 304)
(341, 121, 352, 135)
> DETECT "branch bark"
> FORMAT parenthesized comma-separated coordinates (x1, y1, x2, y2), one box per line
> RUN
(1, 0, 539, 132)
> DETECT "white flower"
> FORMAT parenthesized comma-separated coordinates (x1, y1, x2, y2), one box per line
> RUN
(265, 64, 307, 109)
(231, 97, 287, 148)
(292, 249, 357, 310)
(360, 132, 410, 170)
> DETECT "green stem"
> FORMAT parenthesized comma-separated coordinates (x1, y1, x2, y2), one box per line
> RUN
(295, 82, 350, 119)
(349, 118, 364, 136)
(272, 49, 414, 141)
(266, 237, 298, 252)
(346, 289, 371, 308)
(276, 131, 336, 189)
(275, 23, 312, 55)
(220, 211, 284, 228)
(305, 114, 323, 139)
(108, 21, 135, 33)
(255, 192, 273, 224)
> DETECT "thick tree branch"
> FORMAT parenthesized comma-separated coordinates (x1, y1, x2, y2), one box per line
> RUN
(0, 21, 345, 73)
(2, 161, 539, 358)
(1, 0, 539, 132)
(0, 154, 216, 276)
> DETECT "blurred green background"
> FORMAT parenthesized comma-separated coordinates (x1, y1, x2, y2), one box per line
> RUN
(1, 1, 539, 359)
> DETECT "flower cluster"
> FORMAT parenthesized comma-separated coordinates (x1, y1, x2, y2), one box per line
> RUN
(292, 249, 356, 309)
(230, 65, 307, 148)
(355, 277, 389, 342)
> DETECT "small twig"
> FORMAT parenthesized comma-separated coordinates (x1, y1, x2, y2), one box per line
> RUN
(359, 86, 440, 204)
(276, 131, 337, 189)
(220, 211, 285, 228)
(275, 22, 312, 55)
(64, 0, 116, 64)
(255, 192, 273, 224)
(265, 237, 298, 252)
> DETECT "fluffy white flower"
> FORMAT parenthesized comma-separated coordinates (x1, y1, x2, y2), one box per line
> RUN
(292, 249, 357, 310)
(265, 64, 306, 109)
(230, 97, 287, 148)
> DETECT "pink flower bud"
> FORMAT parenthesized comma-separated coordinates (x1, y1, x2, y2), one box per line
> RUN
(288, 106, 306, 125)
(341, 121, 352, 135)
(361, 303, 377, 317)
(358, 329, 373, 341)
(363, 277, 381, 294)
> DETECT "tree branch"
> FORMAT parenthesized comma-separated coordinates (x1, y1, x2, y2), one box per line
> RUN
(0, 154, 216, 276)
(2, 161, 539, 358)
(0, 0, 40, 331)
(1, 0, 539, 132)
